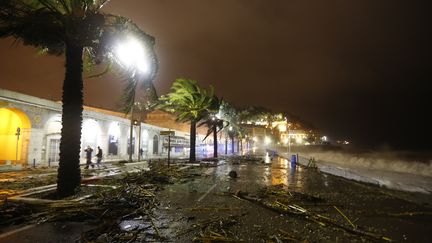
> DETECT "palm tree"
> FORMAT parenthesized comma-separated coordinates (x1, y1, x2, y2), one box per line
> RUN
(219, 102, 240, 154)
(198, 103, 227, 158)
(123, 83, 159, 162)
(0, 0, 157, 196)
(159, 78, 217, 162)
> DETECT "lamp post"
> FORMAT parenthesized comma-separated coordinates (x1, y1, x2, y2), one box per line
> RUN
(114, 36, 152, 162)
(15, 127, 21, 165)
(288, 124, 291, 155)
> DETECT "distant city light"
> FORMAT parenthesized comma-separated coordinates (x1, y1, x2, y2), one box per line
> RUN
(278, 124, 287, 132)
(321, 136, 327, 141)
(264, 136, 271, 144)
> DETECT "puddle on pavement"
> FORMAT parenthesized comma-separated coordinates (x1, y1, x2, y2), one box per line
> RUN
(119, 219, 152, 232)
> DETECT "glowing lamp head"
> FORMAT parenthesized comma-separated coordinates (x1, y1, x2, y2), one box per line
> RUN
(115, 37, 149, 75)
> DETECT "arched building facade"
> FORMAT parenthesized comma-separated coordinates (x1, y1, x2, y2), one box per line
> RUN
(0, 89, 210, 170)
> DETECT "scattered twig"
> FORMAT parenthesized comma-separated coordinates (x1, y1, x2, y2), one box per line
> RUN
(334, 206, 356, 229)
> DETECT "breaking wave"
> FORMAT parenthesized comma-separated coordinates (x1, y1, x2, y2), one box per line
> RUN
(298, 150, 432, 177)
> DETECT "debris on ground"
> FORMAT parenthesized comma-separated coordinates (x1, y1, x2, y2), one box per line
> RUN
(230, 184, 393, 242)
(175, 213, 247, 242)
(0, 163, 201, 242)
(228, 170, 238, 179)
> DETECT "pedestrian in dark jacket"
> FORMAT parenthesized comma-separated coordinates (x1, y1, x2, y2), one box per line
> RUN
(96, 146, 103, 168)
(84, 146, 94, 169)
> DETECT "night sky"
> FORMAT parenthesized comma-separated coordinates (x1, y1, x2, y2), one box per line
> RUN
(0, 0, 430, 150)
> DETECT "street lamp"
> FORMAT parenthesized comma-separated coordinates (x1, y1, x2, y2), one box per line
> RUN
(287, 123, 292, 155)
(115, 37, 150, 75)
(114, 36, 152, 162)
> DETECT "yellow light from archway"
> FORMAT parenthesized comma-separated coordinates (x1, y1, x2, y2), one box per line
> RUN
(0, 108, 27, 161)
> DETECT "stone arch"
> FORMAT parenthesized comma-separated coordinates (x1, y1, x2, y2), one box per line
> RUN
(0, 108, 31, 165)
(108, 122, 121, 156)
(43, 114, 62, 164)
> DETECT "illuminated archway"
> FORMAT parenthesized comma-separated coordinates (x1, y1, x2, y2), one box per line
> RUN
(44, 115, 62, 164)
(108, 122, 121, 155)
(0, 108, 31, 165)
(81, 119, 101, 158)
(140, 129, 149, 157)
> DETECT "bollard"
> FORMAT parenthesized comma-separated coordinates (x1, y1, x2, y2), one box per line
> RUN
(48, 158, 51, 167)
(33, 158, 36, 168)
(290, 154, 297, 168)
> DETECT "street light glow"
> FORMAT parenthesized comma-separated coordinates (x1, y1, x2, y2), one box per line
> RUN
(115, 36, 149, 74)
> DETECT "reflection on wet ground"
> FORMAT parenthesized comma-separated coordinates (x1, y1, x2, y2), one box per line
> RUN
(1, 156, 431, 242)
(156, 156, 432, 242)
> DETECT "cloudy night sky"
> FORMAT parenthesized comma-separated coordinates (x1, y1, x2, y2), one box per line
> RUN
(0, 0, 430, 150)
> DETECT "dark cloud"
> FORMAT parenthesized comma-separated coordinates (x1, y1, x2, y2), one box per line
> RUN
(1, 0, 431, 150)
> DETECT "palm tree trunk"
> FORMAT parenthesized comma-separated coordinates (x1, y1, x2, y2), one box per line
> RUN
(190, 120, 196, 162)
(57, 43, 84, 197)
(213, 125, 218, 158)
(225, 137, 228, 154)
(231, 136, 235, 154)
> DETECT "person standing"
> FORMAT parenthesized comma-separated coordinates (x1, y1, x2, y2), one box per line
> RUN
(139, 148, 144, 159)
(84, 146, 94, 169)
(96, 146, 103, 168)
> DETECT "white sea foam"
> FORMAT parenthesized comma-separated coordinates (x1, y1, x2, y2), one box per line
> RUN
(298, 150, 432, 177)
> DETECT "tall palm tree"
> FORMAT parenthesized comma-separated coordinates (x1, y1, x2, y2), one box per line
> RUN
(198, 102, 227, 158)
(159, 78, 217, 162)
(122, 81, 158, 162)
(0, 0, 158, 196)
(220, 101, 240, 154)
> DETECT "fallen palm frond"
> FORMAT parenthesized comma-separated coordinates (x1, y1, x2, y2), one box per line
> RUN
(307, 157, 317, 168)
(334, 205, 356, 229)
(185, 206, 242, 212)
(232, 190, 392, 242)
(0, 164, 200, 241)
(278, 229, 300, 241)
(176, 213, 247, 241)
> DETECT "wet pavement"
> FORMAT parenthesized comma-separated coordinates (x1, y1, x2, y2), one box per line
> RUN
(1, 156, 432, 242)
(154, 156, 432, 242)
(0, 161, 149, 199)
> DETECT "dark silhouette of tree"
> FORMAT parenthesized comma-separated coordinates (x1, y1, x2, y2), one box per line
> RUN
(0, 0, 157, 196)
(198, 98, 227, 158)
